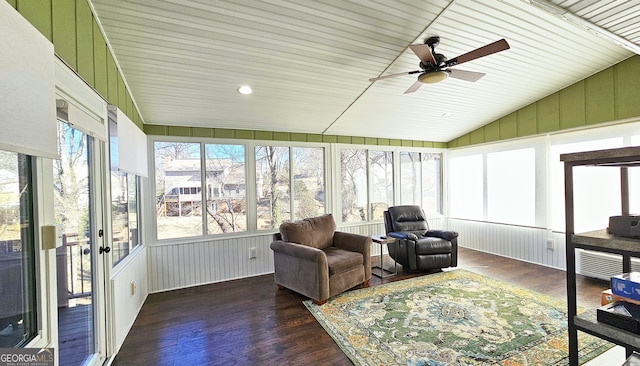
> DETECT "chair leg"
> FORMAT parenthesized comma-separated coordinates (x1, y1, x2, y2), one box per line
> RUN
(362, 280, 370, 288)
(277, 285, 285, 290)
(312, 299, 327, 305)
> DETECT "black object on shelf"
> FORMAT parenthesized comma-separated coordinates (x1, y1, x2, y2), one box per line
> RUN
(597, 301, 640, 334)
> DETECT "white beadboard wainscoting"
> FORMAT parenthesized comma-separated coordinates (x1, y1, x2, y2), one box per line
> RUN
(447, 218, 567, 270)
(146, 220, 429, 293)
(111, 246, 148, 351)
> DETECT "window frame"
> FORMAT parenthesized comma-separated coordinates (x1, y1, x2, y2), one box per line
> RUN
(149, 136, 329, 241)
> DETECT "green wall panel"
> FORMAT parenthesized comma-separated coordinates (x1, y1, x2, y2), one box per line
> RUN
(389, 139, 402, 146)
(337, 136, 351, 144)
(106, 52, 118, 105)
(469, 128, 484, 145)
(323, 135, 338, 143)
(254, 131, 273, 140)
(560, 81, 586, 130)
(377, 138, 390, 146)
(168, 126, 190, 137)
(52, 0, 76, 69)
(517, 104, 537, 137)
(585, 68, 615, 125)
(92, 20, 108, 98)
(290, 133, 306, 142)
(17, 0, 52, 41)
(8, 0, 17, 9)
(214, 129, 235, 139)
(401, 140, 412, 147)
(365, 137, 377, 146)
(616, 57, 640, 119)
(236, 130, 254, 140)
(273, 132, 290, 141)
(191, 128, 212, 138)
(537, 94, 560, 133)
(76, 0, 94, 86)
(484, 121, 500, 142)
(144, 125, 168, 135)
(352, 136, 365, 145)
(307, 134, 323, 143)
(500, 113, 517, 140)
(117, 75, 126, 109)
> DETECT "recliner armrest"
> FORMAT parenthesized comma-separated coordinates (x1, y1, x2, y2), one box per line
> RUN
(270, 241, 325, 263)
(425, 230, 458, 241)
(388, 232, 419, 241)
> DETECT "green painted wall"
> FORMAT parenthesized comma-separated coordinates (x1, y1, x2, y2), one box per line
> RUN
(448, 56, 640, 148)
(143, 124, 448, 148)
(10, 0, 144, 129)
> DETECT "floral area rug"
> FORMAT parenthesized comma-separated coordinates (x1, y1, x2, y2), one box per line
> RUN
(303, 269, 612, 365)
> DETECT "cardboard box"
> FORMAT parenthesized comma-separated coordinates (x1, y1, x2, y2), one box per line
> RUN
(611, 273, 640, 301)
(602, 289, 640, 306)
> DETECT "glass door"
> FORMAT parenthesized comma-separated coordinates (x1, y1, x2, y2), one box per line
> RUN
(53, 121, 107, 365)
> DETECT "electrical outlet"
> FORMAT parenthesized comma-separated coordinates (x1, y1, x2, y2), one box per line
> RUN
(545, 238, 555, 250)
(249, 247, 257, 259)
(130, 281, 136, 296)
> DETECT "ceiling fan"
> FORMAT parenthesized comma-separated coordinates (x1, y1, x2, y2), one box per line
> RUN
(369, 37, 510, 94)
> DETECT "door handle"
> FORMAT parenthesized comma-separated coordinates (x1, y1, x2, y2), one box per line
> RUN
(99, 246, 111, 254)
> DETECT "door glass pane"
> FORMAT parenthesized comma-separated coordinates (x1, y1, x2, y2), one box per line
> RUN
(369, 151, 393, 220)
(341, 149, 367, 222)
(154, 142, 202, 239)
(293, 147, 324, 220)
(205, 144, 247, 234)
(54, 121, 95, 365)
(0, 150, 37, 347)
(255, 146, 290, 229)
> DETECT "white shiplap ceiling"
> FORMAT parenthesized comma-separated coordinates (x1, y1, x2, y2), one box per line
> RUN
(89, 0, 640, 143)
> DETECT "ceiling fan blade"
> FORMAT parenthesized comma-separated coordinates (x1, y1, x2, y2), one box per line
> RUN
(404, 80, 423, 94)
(445, 39, 510, 67)
(369, 70, 420, 82)
(408, 44, 437, 66)
(447, 69, 486, 82)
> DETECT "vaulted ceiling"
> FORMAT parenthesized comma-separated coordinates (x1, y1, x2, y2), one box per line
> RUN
(89, 0, 640, 143)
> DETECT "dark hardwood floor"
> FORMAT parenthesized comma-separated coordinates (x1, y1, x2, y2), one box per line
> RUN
(111, 247, 608, 366)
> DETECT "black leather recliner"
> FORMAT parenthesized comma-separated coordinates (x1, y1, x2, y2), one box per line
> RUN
(383, 205, 458, 271)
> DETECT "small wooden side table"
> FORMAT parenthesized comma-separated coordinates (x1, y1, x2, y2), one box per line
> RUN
(371, 235, 397, 278)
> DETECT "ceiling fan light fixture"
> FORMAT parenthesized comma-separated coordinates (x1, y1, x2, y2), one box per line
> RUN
(418, 71, 448, 84)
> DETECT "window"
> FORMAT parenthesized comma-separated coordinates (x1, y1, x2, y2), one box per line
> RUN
(154, 142, 202, 239)
(400, 152, 420, 205)
(487, 148, 535, 226)
(0, 149, 37, 347)
(550, 138, 623, 232)
(205, 144, 246, 234)
(109, 118, 141, 264)
(255, 146, 324, 228)
(292, 147, 325, 220)
(399, 152, 442, 214)
(369, 151, 393, 220)
(255, 146, 290, 229)
(341, 149, 367, 222)
(449, 154, 483, 220)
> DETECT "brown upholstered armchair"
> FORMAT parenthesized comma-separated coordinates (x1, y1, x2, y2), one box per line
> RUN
(270, 214, 371, 305)
(383, 205, 458, 272)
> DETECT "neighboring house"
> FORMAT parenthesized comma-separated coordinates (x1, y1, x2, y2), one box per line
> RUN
(161, 158, 245, 217)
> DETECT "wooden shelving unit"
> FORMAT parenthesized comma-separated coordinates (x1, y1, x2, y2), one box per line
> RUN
(562, 146, 640, 365)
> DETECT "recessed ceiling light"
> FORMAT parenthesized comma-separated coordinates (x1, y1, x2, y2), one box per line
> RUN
(237, 85, 252, 95)
(442, 112, 455, 118)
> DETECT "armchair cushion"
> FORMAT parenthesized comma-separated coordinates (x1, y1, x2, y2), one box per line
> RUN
(324, 247, 364, 276)
(279, 213, 335, 249)
(414, 237, 452, 255)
